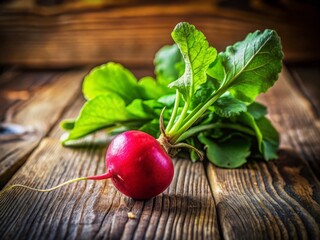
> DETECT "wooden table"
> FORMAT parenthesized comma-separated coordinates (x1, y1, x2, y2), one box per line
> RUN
(0, 1, 319, 239)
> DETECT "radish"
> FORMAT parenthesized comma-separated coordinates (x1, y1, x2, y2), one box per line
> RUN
(1, 130, 174, 200)
(1, 23, 282, 200)
(94, 130, 174, 199)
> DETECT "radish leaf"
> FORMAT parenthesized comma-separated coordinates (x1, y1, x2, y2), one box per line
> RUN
(83, 63, 141, 104)
(237, 112, 279, 160)
(213, 94, 247, 118)
(61, 22, 283, 168)
(169, 22, 217, 101)
(138, 76, 174, 99)
(154, 44, 184, 85)
(247, 102, 267, 119)
(199, 133, 251, 168)
(208, 29, 283, 103)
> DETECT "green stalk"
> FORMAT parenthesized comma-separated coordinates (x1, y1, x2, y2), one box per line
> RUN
(167, 101, 189, 135)
(176, 122, 255, 142)
(176, 123, 219, 142)
(168, 85, 228, 142)
(176, 101, 203, 128)
(165, 90, 180, 132)
(175, 75, 229, 130)
(220, 123, 255, 135)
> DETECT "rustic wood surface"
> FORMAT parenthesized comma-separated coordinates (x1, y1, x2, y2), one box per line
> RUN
(0, 0, 319, 239)
(0, 69, 86, 188)
(0, 65, 319, 239)
(0, 71, 219, 239)
(206, 67, 320, 239)
(0, 0, 319, 68)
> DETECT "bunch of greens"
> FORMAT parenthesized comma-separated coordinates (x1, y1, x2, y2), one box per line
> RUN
(61, 22, 283, 168)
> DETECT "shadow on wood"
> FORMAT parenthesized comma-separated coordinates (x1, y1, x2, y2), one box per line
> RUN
(207, 148, 320, 239)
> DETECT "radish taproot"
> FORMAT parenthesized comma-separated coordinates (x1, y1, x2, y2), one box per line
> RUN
(1, 130, 174, 200)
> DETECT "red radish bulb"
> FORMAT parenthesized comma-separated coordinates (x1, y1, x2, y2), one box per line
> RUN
(1, 130, 174, 200)
(89, 130, 174, 199)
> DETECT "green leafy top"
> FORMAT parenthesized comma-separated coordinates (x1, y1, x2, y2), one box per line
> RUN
(208, 29, 283, 103)
(83, 63, 140, 104)
(60, 22, 283, 168)
(169, 22, 217, 101)
(154, 44, 184, 85)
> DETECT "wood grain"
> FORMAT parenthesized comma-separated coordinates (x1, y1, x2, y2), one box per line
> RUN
(0, 3, 318, 68)
(0, 70, 56, 121)
(287, 63, 320, 117)
(207, 150, 320, 239)
(0, 62, 319, 239)
(258, 68, 320, 177)
(0, 94, 219, 239)
(0, 69, 86, 188)
(206, 68, 320, 239)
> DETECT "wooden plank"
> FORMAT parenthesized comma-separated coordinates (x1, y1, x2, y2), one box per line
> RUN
(0, 96, 220, 239)
(259, 68, 320, 175)
(207, 150, 320, 239)
(0, 4, 318, 68)
(0, 69, 86, 188)
(206, 69, 320, 239)
(0, 70, 57, 122)
(287, 64, 320, 117)
(0, 70, 22, 122)
(1, 0, 212, 14)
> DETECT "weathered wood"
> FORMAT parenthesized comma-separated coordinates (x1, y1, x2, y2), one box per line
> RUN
(0, 70, 57, 121)
(0, 94, 219, 239)
(207, 150, 320, 239)
(0, 69, 86, 188)
(0, 0, 211, 14)
(259, 68, 320, 176)
(0, 61, 319, 239)
(206, 68, 320, 239)
(0, 3, 318, 68)
(287, 63, 320, 117)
